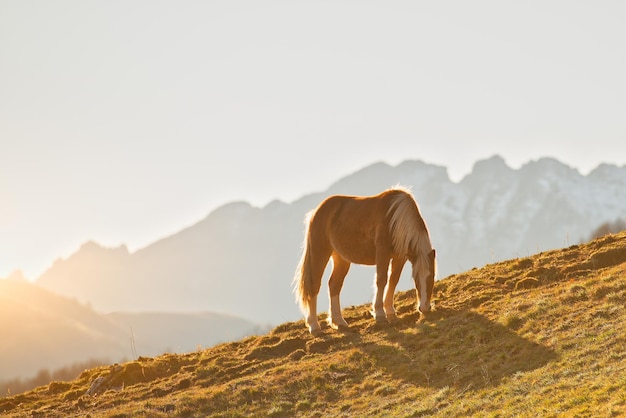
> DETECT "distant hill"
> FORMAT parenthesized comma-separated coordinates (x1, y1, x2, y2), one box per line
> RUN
(106, 311, 268, 356)
(0, 279, 264, 382)
(4, 231, 626, 416)
(37, 156, 626, 324)
(0, 279, 129, 381)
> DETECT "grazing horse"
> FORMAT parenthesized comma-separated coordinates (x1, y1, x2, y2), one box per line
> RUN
(293, 187, 436, 335)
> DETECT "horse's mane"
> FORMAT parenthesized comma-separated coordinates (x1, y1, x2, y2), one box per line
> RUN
(386, 187, 435, 275)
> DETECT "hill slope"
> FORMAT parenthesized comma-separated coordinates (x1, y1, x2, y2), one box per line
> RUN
(0, 279, 130, 381)
(3, 232, 626, 417)
(0, 279, 264, 382)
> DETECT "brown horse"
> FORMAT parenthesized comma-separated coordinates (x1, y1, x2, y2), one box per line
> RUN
(293, 186, 436, 335)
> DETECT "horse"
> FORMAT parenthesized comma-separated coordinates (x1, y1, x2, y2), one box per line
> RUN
(293, 186, 436, 335)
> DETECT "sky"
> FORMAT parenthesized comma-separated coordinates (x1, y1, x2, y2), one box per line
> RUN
(1, 1, 625, 280)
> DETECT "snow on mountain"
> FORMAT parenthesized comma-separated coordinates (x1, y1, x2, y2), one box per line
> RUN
(37, 156, 626, 324)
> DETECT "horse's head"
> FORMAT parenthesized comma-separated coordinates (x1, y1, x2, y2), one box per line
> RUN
(412, 249, 436, 313)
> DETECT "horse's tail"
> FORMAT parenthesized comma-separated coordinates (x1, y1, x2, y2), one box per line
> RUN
(293, 211, 314, 315)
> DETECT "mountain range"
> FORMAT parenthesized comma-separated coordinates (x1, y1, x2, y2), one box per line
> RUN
(36, 156, 626, 325)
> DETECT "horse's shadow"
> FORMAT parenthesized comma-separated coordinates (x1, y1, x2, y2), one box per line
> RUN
(355, 308, 557, 390)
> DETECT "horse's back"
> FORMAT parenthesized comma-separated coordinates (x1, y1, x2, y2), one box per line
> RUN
(309, 192, 396, 264)
(312, 193, 386, 227)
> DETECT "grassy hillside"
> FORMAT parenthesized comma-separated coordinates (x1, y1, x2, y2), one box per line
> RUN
(2, 232, 626, 417)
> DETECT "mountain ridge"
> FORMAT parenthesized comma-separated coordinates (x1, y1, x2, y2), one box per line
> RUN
(37, 156, 626, 324)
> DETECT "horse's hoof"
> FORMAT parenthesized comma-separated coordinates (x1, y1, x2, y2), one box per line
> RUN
(308, 325, 323, 337)
(371, 309, 388, 323)
(329, 321, 347, 330)
(386, 314, 398, 323)
(375, 315, 389, 323)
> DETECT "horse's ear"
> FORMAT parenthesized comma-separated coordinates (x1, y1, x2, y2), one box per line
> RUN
(430, 249, 436, 258)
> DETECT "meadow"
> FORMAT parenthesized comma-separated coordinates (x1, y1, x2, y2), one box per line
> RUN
(2, 231, 625, 417)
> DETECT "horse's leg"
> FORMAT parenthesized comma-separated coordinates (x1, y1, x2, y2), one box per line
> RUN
(383, 258, 405, 321)
(306, 246, 332, 336)
(372, 254, 391, 322)
(327, 253, 351, 330)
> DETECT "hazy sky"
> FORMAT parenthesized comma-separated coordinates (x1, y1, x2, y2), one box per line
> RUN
(2, 1, 625, 279)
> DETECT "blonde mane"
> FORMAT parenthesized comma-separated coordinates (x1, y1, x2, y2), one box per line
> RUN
(387, 187, 434, 277)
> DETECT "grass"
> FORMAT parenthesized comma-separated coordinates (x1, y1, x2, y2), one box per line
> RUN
(2, 232, 626, 417)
